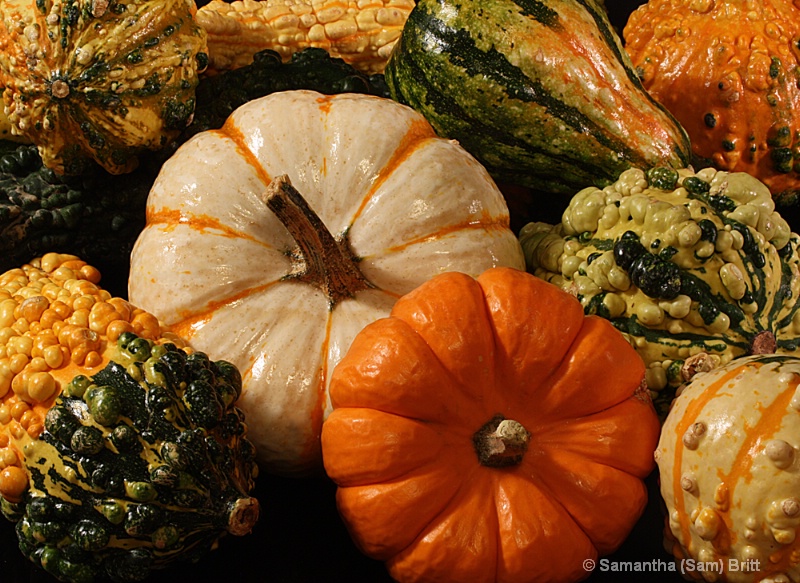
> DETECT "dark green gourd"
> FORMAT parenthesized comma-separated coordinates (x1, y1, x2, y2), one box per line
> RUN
(384, 0, 693, 215)
(0, 144, 156, 288)
(1, 327, 260, 583)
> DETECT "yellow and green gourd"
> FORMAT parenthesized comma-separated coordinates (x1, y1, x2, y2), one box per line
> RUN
(0, 0, 208, 175)
(520, 166, 800, 416)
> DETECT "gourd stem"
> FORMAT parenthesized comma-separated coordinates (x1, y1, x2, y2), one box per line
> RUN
(226, 496, 260, 536)
(262, 175, 372, 306)
(473, 414, 531, 468)
(50, 79, 70, 99)
(749, 330, 777, 355)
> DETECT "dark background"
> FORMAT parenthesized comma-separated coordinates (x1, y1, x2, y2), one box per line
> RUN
(0, 2, 788, 582)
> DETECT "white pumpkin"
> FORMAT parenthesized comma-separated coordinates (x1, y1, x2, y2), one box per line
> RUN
(128, 90, 525, 476)
(656, 354, 800, 582)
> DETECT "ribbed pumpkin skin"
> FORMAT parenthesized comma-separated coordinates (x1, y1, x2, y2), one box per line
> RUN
(0, 0, 208, 175)
(657, 355, 800, 583)
(128, 90, 525, 477)
(322, 267, 660, 583)
(623, 0, 800, 204)
(384, 0, 692, 198)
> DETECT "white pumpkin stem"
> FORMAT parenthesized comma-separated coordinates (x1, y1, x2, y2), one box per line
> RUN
(262, 175, 372, 305)
(473, 414, 531, 468)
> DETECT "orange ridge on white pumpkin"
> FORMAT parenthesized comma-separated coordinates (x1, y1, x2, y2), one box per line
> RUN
(128, 90, 525, 476)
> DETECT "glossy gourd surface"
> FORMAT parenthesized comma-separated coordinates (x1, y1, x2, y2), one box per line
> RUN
(322, 267, 661, 583)
(128, 90, 525, 476)
(657, 355, 800, 582)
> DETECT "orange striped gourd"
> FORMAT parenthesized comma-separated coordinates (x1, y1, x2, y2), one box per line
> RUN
(196, 0, 415, 75)
(657, 354, 800, 582)
(127, 90, 525, 477)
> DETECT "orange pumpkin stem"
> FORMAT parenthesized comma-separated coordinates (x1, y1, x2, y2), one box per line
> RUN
(262, 175, 373, 306)
(473, 414, 531, 468)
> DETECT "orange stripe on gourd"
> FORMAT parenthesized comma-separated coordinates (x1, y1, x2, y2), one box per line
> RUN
(670, 364, 755, 553)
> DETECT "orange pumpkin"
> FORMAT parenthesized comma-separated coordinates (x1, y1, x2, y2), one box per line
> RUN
(623, 0, 800, 203)
(321, 267, 661, 583)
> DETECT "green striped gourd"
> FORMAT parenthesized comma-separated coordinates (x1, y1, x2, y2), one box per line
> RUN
(520, 166, 800, 417)
(384, 0, 693, 205)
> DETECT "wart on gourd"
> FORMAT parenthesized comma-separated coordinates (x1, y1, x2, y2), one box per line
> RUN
(764, 438, 795, 469)
(681, 421, 706, 451)
(679, 472, 697, 495)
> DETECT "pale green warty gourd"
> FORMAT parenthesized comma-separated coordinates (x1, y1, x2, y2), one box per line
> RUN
(520, 167, 800, 416)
